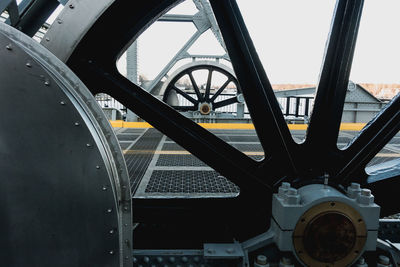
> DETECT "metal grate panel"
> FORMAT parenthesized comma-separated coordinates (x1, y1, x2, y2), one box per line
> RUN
(123, 128, 145, 134)
(232, 143, 263, 152)
(123, 129, 163, 192)
(156, 154, 207, 167)
(145, 170, 239, 193)
(162, 142, 185, 151)
(117, 134, 139, 141)
(119, 142, 132, 150)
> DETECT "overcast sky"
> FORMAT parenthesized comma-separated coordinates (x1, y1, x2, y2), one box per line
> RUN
(117, 0, 400, 84)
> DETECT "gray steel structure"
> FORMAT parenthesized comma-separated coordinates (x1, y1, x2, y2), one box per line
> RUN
(274, 81, 386, 123)
(1, 0, 400, 266)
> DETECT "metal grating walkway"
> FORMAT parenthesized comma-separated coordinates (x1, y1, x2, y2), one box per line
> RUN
(117, 127, 400, 199)
(123, 128, 163, 192)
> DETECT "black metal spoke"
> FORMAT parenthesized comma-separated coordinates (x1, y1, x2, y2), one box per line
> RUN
(205, 69, 212, 101)
(306, 0, 364, 150)
(81, 60, 271, 193)
(210, 0, 297, 175)
(336, 94, 400, 182)
(188, 72, 203, 102)
(209, 78, 231, 102)
(172, 86, 198, 104)
(171, 105, 197, 111)
(214, 97, 238, 109)
(365, 159, 400, 216)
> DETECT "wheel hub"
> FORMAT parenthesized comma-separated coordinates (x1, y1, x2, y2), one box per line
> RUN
(272, 183, 380, 266)
(199, 102, 212, 115)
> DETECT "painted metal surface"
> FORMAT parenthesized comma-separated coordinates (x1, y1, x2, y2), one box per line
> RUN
(41, 0, 116, 62)
(0, 23, 132, 266)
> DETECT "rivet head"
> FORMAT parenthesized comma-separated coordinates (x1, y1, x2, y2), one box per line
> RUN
(107, 208, 112, 213)
(26, 62, 32, 68)
(57, 19, 62, 24)
(86, 143, 92, 148)
(96, 165, 100, 169)
(69, 4, 74, 8)
(143, 256, 150, 263)
(169, 257, 175, 263)
(45, 37, 50, 42)
(102, 186, 107, 191)
(60, 101, 65, 105)
(109, 250, 114, 255)
(124, 206, 129, 211)
(44, 81, 50, 86)
(6, 44, 12, 50)
(109, 229, 114, 234)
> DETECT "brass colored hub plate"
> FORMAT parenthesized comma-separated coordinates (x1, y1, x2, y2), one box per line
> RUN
(199, 103, 212, 115)
(293, 201, 367, 266)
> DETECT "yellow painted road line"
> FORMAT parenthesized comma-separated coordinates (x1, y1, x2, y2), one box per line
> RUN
(111, 121, 367, 131)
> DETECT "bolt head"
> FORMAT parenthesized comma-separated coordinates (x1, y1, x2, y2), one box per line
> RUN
(378, 255, 390, 265)
(256, 255, 267, 264)
(287, 188, 298, 195)
(361, 189, 371, 196)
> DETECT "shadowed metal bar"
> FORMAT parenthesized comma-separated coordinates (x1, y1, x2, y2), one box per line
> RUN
(210, 0, 298, 176)
(306, 0, 364, 150)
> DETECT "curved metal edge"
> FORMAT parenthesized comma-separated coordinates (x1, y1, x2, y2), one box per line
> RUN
(40, 0, 116, 63)
(159, 60, 237, 97)
(0, 22, 133, 267)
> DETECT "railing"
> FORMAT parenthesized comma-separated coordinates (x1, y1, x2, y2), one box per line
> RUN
(277, 96, 314, 118)
(95, 93, 127, 115)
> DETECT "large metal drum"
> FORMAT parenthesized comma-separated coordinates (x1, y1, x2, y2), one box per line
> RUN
(0, 23, 132, 267)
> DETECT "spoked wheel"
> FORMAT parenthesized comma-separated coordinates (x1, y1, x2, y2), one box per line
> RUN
(43, 0, 400, 242)
(161, 62, 242, 114)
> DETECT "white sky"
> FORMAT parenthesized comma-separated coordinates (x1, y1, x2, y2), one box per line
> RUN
(117, 0, 400, 84)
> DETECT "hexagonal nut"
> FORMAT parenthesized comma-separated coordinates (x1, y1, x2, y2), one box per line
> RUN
(284, 189, 300, 205)
(347, 183, 361, 199)
(278, 182, 291, 198)
(357, 193, 374, 205)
